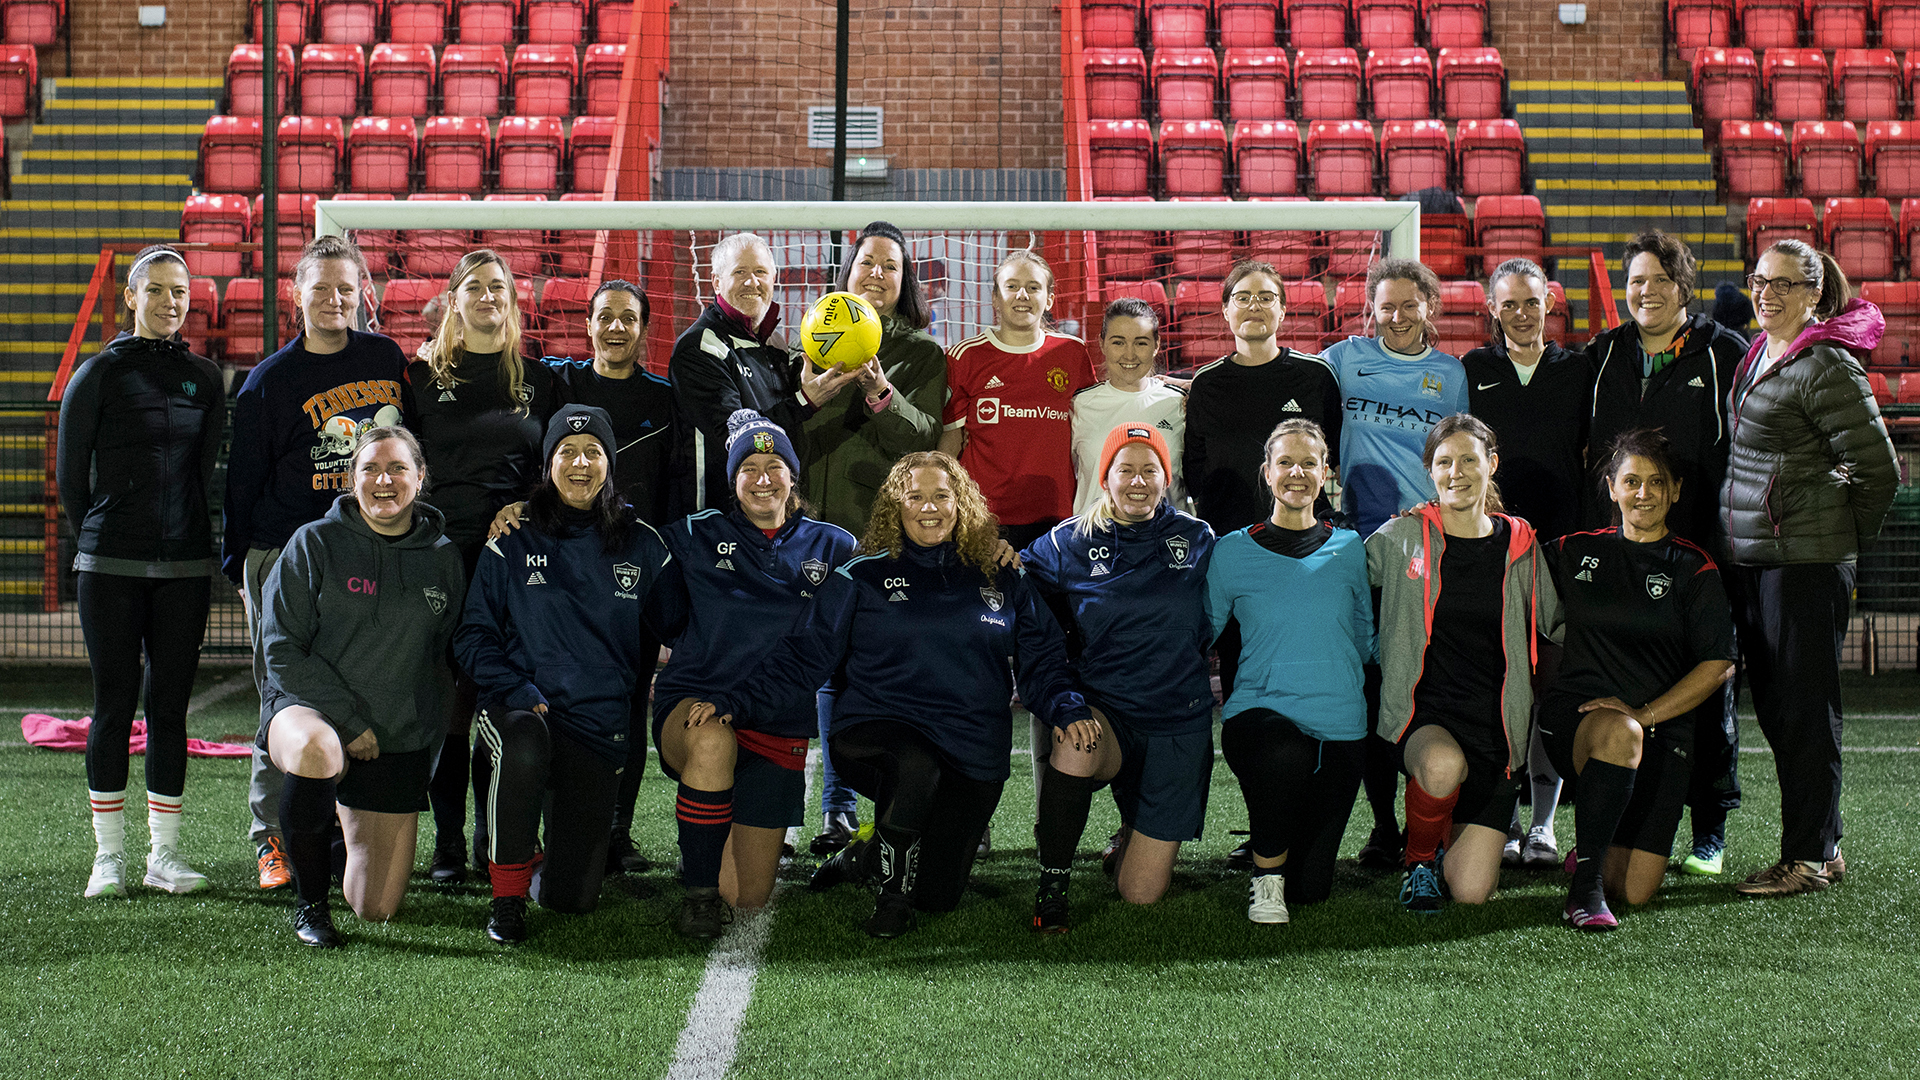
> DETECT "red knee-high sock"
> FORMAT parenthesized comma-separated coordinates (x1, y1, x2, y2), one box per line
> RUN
(490, 860, 534, 899)
(1403, 778, 1458, 866)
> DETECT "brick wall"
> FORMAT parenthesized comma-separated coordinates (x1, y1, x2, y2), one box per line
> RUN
(663, 0, 1062, 172)
(1490, 0, 1670, 84)
(61, 0, 250, 80)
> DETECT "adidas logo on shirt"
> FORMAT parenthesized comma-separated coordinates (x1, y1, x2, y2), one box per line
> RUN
(1156, 419, 1175, 430)
(715, 558, 736, 571)
(438, 390, 457, 402)
(888, 590, 909, 602)
(1688, 376, 1705, 387)
(526, 571, 547, 585)
(1281, 399, 1301, 413)
(984, 375, 1005, 389)
(1089, 563, 1110, 577)
(1575, 570, 1593, 582)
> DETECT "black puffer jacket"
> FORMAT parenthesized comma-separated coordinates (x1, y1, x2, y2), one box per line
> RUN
(1722, 299, 1899, 566)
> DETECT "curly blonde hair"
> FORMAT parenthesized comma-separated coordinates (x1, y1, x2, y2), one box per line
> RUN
(859, 451, 1002, 577)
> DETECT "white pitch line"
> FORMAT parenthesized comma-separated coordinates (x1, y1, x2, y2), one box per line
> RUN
(663, 748, 819, 1080)
(186, 670, 255, 714)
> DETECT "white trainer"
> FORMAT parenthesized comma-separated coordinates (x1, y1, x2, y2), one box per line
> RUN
(1520, 826, 1560, 869)
(144, 846, 209, 894)
(1248, 873, 1289, 925)
(84, 851, 126, 898)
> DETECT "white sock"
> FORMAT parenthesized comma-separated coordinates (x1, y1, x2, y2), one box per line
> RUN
(89, 789, 126, 856)
(1527, 729, 1561, 838)
(147, 791, 183, 852)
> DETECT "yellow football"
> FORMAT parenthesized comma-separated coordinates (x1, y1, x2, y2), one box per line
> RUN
(798, 291, 883, 371)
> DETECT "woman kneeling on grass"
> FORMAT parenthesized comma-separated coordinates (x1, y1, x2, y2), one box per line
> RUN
(1539, 429, 1737, 930)
(261, 427, 467, 947)
(455, 406, 684, 945)
(1207, 419, 1372, 925)
(1019, 423, 1216, 932)
(1367, 414, 1563, 914)
(693, 452, 1089, 939)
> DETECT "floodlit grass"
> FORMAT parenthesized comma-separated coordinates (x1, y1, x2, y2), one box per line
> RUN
(3, 667, 1918, 1079)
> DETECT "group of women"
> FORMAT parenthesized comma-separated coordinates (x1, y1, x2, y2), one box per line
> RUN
(54, 224, 1897, 946)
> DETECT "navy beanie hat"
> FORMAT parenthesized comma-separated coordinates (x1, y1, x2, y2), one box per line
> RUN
(724, 408, 801, 478)
(543, 405, 618, 474)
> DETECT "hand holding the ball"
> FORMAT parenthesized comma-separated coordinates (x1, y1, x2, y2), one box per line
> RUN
(854, 357, 890, 401)
(800, 363, 863, 407)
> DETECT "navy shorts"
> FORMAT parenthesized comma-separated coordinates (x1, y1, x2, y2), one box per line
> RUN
(1093, 712, 1212, 843)
(335, 746, 433, 814)
(1538, 691, 1693, 857)
(1398, 715, 1520, 832)
(652, 697, 807, 830)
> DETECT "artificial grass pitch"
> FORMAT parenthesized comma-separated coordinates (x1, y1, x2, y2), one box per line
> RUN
(2, 667, 1917, 1080)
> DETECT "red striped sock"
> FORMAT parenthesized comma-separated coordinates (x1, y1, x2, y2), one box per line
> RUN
(490, 859, 534, 899)
(1403, 777, 1459, 866)
(88, 789, 126, 856)
(147, 791, 183, 852)
(676, 784, 733, 890)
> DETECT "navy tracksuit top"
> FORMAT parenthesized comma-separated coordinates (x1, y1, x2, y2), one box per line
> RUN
(707, 539, 1091, 783)
(455, 515, 686, 763)
(652, 509, 859, 739)
(1020, 505, 1218, 734)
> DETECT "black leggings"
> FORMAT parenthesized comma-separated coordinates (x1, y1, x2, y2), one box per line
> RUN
(480, 708, 622, 914)
(1220, 709, 1364, 905)
(829, 718, 1004, 912)
(77, 572, 211, 797)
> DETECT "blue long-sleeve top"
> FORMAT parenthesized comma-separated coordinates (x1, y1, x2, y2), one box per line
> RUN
(1019, 504, 1217, 734)
(706, 539, 1091, 782)
(1206, 524, 1375, 741)
(651, 508, 859, 739)
(454, 511, 686, 763)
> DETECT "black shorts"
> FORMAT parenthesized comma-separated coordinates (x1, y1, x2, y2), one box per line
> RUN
(1095, 712, 1212, 843)
(335, 746, 434, 814)
(652, 697, 808, 830)
(1398, 715, 1520, 832)
(1538, 691, 1694, 857)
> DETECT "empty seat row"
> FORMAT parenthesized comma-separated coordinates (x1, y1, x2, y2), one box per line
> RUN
(1086, 45, 1503, 122)
(251, 0, 633, 48)
(1721, 118, 1920, 196)
(1747, 194, 1920, 280)
(3, 0, 62, 45)
(0, 43, 35, 120)
(1692, 46, 1920, 122)
(1671, 0, 1920, 54)
(1083, 0, 1490, 52)
(227, 42, 626, 118)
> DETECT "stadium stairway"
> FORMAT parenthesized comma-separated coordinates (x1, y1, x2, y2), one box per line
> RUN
(1512, 80, 1743, 327)
(0, 76, 216, 610)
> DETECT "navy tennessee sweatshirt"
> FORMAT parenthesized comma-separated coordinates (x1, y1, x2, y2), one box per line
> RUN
(1019, 504, 1217, 734)
(706, 540, 1091, 783)
(652, 509, 859, 739)
(454, 511, 686, 763)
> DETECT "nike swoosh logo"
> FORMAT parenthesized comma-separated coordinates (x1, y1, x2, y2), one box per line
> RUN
(1477, 382, 1501, 390)
(1356, 369, 1382, 377)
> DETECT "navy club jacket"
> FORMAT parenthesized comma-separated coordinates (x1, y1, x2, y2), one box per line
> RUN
(1020, 505, 1217, 734)
(707, 539, 1091, 782)
(652, 509, 859, 739)
(455, 515, 686, 763)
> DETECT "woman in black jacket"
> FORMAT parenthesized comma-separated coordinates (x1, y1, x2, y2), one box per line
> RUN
(57, 244, 224, 901)
(1724, 241, 1899, 898)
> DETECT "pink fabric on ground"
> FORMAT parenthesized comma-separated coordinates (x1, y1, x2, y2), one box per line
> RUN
(20, 714, 252, 758)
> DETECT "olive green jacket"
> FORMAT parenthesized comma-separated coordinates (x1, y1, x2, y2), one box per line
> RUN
(799, 316, 948, 534)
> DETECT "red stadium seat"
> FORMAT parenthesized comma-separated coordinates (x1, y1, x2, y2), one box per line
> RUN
(1436, 47, 1503, 121)
(1091, 119, 1154, 196)
(1902, 370, 1920, 399)
(421, 115, 491, 192)
(299, 43, 365, 117)
(1720, 120, 1789, 196)
(583, 44, 626, 116)
(315, 0, 379, 44)
(541, 277, 595, 361)
(1793, 120, 1862, 198)
(1804, 0, 1868, 48)
(1331, 280, 1369, 338)
(1736, 0, 1799, 47)
(480, 193, 548, 276)
(1457, 118, 1524, 196)
(1691, 47, 1759, 124)
(224, 279, 267, 364)
(1324, 195, 1385, 274)
(1216, 0, 1278, 47)
(1422, 211, 1470, 276)
(1544, 280, 1568, 343)
(1233, 119, 1302, 195)
(1424, 0, 1488, 48)
(1475, 194, 1547, 268)
(401, 192, 473, 277)
(1837, 51, 1901, 123)
(1082, 0, 1142, 48)
(569, 114, 614, 193)
(440, 43, 506, 118)
(200, 115, 265, 193)
(1160, 119, 1230, 195)
(1745, 196, 1818, 256)
(1171, 279, 1239, 367)
(1224, 48, 1288, 122)
(1866, 370, 1894, 404)
(1147, 0, 1210, 49)
(1899, 199, 1920, 272)
(1877, 0, 1920, 49)
(455, 0, 517, 44)
(0, 43, 33, 119)
(1094, 196, 1160, 279)
(1868, 121, 1920, 197)
(511, 45, 578, 117)
(332, 192, 398, 272)
(1356, 0, 1418, 49)
(252, 193, 319, 275)
(387, 0, 447, 43)
(1435, 279, 1487, 355)
(347, 116, 417, 193)
(275, 116, 343, 193)
(550, 192, 604, 276)
(183, 278, 220, 360)
(1167, 197, 1237, 275)
(1296, 48, 1361, 121)
(1382, 118, 1449, 196)
(1086, 47, 1148, 120)
(369, 43, 435, 117)
(180, 194, 252, 278)
(1763, 49, 1829, 123)
(1246, 195, 1314, 276)
(1104, 281, 1172, 339)
(1365, 48, 1431, 121)
(226, 44, 294, 117)
(379, 277, 445, 355)
(1152, 47, 1219, 122)
(1278, 279, 1330, 353)
(496, 115, 564, 193)
(252, 0, 310, 46)
(525, 0, 586, 43)
(1306, 119, 1377, 195)
(1285, 0, 1348, 48)
(1823, 197, 1897, 280)
(3, 0, 64, 46)
(1668, 0, 1732, 54)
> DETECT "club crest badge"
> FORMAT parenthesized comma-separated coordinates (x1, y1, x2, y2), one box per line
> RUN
(567, 413, 591, 432)
(802, 558, 829, 585)
(422, 585, 448, 615)
(980, 586, 1004, 612)
(1645, 572, 1673, 600)
(753, 431, 775, 454)
(1165, 536, 1190, 566)
(613, 562, 642, 596)
(182, 380, 197, 397)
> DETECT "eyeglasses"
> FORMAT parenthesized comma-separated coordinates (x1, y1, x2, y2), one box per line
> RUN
(1746, 274, 1814, 295)
(1229, 292, 1281, 309)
